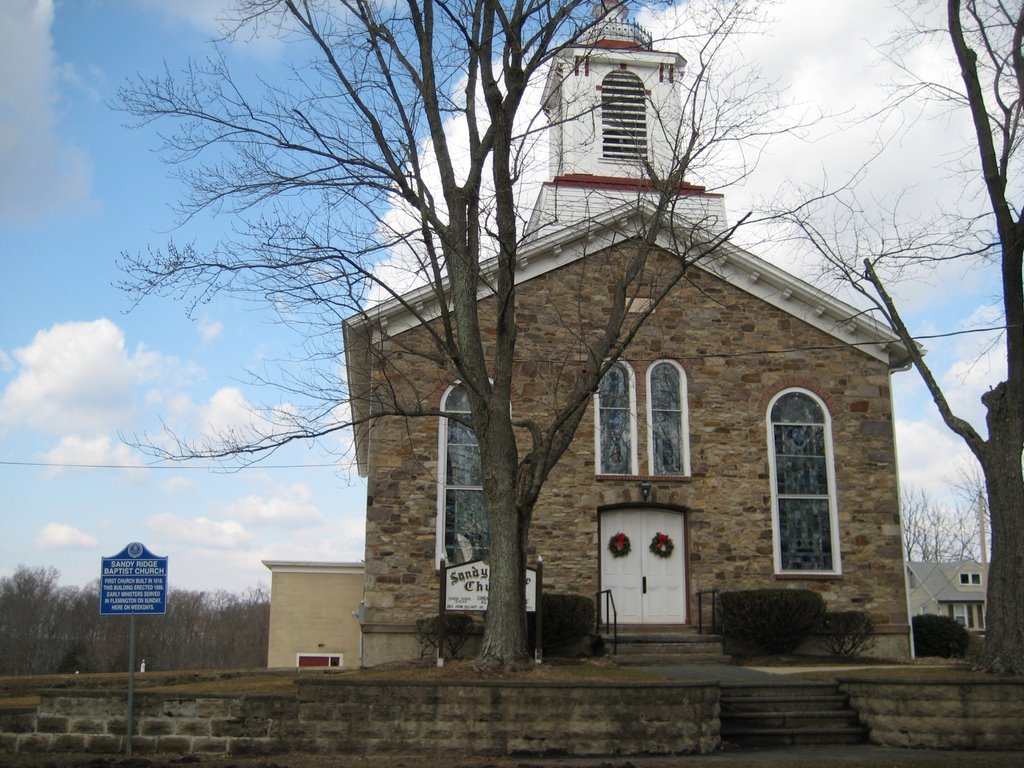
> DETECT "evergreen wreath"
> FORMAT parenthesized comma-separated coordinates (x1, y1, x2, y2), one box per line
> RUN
(608, 532, 631, 557)
(649, 532, 675, 558)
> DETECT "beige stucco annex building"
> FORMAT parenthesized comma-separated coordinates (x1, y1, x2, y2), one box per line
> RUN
(263, 561, 364, 668)
(343, 3, 914, 666)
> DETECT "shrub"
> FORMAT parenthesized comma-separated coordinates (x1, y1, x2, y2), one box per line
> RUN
(528, 593, 596, 655)
(719, 589, 826, 654)
(912, 614, 971, 659)
(819, 610, 875, 657)
(415, 614, 474, 659)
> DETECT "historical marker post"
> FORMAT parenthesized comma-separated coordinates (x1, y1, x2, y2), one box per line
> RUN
(100, 542, 168, 756)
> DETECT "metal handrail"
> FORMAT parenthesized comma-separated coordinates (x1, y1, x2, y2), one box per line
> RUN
(595, 589, 618, 655)
(580, 20, 653, 49)
(696, 588, 720, 635)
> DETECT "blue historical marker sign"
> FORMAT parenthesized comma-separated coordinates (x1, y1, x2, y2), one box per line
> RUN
(100, 542, 168, 615)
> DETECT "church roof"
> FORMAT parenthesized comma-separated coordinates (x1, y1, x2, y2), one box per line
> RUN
(343, 200, 915, 475)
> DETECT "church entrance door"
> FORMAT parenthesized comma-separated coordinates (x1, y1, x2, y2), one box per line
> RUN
(599, 509, 686, 624)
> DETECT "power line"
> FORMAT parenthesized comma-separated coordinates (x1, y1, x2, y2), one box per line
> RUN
(0, 323, 1008, 473)
(0, 460, 343, 471)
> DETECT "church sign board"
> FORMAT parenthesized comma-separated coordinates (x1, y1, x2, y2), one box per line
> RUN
(444, 559, 536, 612)
(100, 542, 168, 615)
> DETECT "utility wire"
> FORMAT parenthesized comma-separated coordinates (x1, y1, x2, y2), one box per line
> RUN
(0, 323, 1008, 472)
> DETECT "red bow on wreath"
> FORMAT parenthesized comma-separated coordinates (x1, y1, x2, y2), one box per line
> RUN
(608, 532, 631, 557)
(649, 532, 675, 558)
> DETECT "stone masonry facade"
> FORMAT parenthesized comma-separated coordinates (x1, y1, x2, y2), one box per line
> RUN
(359, 245, 911, 663)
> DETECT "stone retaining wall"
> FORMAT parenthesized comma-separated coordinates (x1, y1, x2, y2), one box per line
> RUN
(842, 679, 1024, 749)
(0, 679, 720, 757)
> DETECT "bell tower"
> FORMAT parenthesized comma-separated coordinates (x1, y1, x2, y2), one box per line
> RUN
(527, 1, 725, 238)
(543, 1, 684, 182)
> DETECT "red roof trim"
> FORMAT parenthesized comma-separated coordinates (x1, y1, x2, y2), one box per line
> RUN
(592, 40, 645, 50)
(549, 174, 723, 198)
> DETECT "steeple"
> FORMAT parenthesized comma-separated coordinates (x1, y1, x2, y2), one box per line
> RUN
(580, 1, 653, 50)
(526, 2, 726, 239)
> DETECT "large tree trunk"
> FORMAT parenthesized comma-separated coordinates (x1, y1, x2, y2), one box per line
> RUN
(476, 409, 532, 669)
(980, 384, 1024, 674)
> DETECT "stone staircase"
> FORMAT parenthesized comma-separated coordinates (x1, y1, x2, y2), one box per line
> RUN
(604, 627, 730, 665)
(719, 681, 868, 747)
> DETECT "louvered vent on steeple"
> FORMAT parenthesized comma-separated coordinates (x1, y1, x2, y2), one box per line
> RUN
(601, 70, 647, 160)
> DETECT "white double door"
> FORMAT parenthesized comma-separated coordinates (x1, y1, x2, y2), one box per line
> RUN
(600, 509, 686, 624)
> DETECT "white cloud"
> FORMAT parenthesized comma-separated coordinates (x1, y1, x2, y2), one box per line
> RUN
(199, 386, 261, 438)
(0, 0, 91, 222)
(0, 319, 174, 435)
(148, 513, 253, 548)
(37, 522, 98, 550)
(895, 416, 975, 500)
(160, 475, 195, 494)
(223, 482, 325, 527)
(197, 318, 224, 343)
(40, 434, 145, 478)
(135, 0, 286, 57)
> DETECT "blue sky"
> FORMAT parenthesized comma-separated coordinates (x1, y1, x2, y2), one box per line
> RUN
(0, 0, 1001, 591)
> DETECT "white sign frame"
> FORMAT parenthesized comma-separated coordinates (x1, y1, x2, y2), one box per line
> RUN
(444, 559, 536, 612)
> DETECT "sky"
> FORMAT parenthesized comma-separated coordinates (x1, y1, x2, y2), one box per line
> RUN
(0, 0, 1002, 593)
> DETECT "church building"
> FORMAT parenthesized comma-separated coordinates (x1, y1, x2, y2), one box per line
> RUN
(343, 3, 913, 665)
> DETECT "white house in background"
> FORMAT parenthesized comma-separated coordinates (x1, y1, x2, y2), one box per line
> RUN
(907, 560, 988, 631)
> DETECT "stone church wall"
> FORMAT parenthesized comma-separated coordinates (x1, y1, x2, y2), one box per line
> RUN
(360, 246, 910, 664)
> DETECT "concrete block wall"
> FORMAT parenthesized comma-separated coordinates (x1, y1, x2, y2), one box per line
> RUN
(842, 679, 1024, 749)
(3, 679, 721, 757)
(295, 678, 720, 756)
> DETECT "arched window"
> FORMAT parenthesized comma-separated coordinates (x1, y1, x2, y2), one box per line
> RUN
(767, 390, 841, 574)
(601, 71, 647, 160)
(647, 360, 689, 476)
(437, 384, 488, 565)
(596, 361, 638, 474)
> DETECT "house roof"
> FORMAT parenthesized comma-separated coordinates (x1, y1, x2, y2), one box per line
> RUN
(262, 561, 364, 575)
(907, 560, 987, 603)
(342, 199, 916, 475)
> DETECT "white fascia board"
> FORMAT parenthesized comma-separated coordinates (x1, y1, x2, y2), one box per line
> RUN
(701, 239, 911, 367)
(262, 560, 364, 575)
(342, 201, 914, 474)
(520, 200, 912, 367)
(344, 200, 910, 366)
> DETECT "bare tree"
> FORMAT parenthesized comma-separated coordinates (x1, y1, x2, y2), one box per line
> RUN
(0, 570, 270, 674)
(118, 0, 806, 669)
(785, 0, 1024, 673)
(0, 566, 71, 674)
(901, 484, 979, 562)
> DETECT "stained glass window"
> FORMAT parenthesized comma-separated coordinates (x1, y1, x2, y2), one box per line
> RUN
(441, 384, 488, 564)
(769, 391, 837, 572)
(648, 361, 687, 475)
(597, 362, 635, 474)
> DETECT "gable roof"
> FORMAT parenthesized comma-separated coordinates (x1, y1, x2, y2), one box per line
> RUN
(343, 200, 915, 474)
(908, 560, 987, 603)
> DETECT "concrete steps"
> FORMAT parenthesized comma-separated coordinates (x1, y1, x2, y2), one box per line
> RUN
(605, 630, 730, 665)
(720, 682, 868, 747)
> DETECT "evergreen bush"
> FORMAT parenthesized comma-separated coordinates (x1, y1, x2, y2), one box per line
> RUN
(819, 610, 875, 656)
(719, 589, 825, 654)
(528, 593, 595, 655)
(912, 613, 971, 659)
